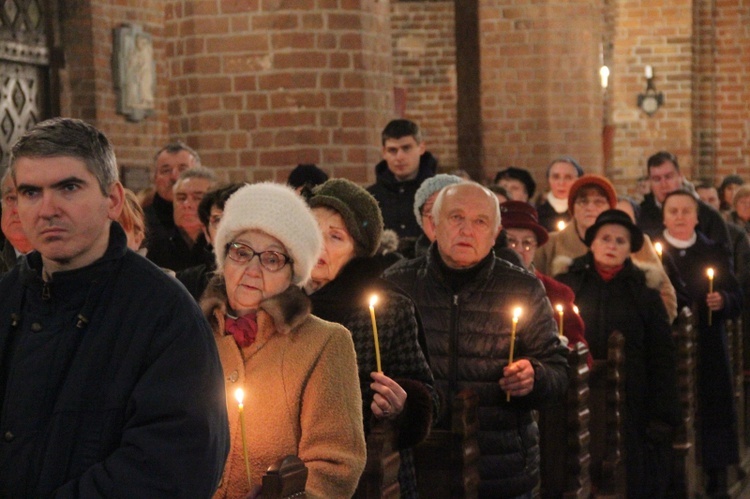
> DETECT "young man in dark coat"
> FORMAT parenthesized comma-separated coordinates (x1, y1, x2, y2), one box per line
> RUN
(0, 118, 229, 497)
(367, 119, 437, 248)
(385, 182, 569, 498)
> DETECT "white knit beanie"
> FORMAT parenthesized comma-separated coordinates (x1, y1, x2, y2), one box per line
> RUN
(214, 182, 323, 286)
(413, 174, 465, 228)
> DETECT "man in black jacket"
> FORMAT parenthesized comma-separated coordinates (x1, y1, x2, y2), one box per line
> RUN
(367, 119, 436, 250)
(0, 118, 229, 497)
(385, 182, 568, 497)
(143, 141, 200, 242)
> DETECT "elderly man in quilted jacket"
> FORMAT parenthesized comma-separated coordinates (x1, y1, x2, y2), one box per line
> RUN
(385, 182, 568, 498)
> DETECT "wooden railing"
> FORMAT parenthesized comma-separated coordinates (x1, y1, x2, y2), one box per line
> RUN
(413, 389, 480, 497)
(263, 455, 308, 498)
(353, 419, 401, 498)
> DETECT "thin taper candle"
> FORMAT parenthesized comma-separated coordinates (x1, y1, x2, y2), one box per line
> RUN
(234, 388, 252, 488)
(507, 307, 522, 401)
(555, 304, 564, 338)
(707, 267, 715, 326)
(369, 295, 383, 372)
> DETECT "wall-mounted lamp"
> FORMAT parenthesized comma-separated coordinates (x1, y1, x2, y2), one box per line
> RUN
(637, 65, 664, 116)
(599, 66, 610, 89)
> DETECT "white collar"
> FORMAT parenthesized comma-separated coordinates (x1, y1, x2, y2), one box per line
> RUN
(663, 229, 696, 249)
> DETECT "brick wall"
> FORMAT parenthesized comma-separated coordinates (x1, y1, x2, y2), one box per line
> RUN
(709, 0, 750, 182)
(390, 1, 457, 171)
(477, 0, 603, 189)
(163, 0, 393, 185)
(59, 1, 169, 190)
(609, 0, 694, 194)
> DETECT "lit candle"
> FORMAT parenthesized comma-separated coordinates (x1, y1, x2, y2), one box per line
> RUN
(507, 307, 522, 402)
(707, 268, 715, 326)
(555, 304, 564, 337)
(645, 65, 653, 79)
(573, 305, 580, 315)
(556, 220, 566, 232)
(234, 388, 252, 488)
(369, 295, 383, 372)
(654, 242, 663, 262)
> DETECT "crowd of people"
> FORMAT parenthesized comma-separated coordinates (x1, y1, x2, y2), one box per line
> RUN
(0, 116, 745, 498)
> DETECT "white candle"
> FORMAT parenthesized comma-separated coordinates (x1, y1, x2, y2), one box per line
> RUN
(368, 295, 382, 373)
(645, 65, 653, 79)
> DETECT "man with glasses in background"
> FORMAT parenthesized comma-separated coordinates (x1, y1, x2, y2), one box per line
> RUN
(638, 151, 731, 252)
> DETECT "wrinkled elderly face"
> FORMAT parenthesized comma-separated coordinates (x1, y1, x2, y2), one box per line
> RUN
(310, 207, 356, 290)
(505, 227, 537, 268)
(173, 177, 212, 233)
(663, 193, 699, 241)
(572, 186, 610, 232)
(590, 224, 631, 269)
(434, 184, 500, 268)
(154, 149, 196, 201)
(223, 229, 293, 316)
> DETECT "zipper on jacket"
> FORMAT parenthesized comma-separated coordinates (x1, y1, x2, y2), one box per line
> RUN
(449, 294, 459, 394)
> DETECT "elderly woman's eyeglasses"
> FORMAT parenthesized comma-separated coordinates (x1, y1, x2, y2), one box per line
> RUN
(226, 242, 293, 272)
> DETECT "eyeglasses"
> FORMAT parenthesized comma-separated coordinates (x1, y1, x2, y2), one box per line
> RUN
(574, 197, 608, 208)
(226, 242, 293, 272)
(507, 238, 537, 252)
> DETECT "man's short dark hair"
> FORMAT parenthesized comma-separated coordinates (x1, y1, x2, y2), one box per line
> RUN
(647, 151, 680, 173)
(381, 119, 422, 145)
(9, 117, 118, 196)
(197, 183, 243, 227)
(153, 141, 201, 167)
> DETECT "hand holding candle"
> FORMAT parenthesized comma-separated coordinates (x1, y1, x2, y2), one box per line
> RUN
(234, 388, 252, 488)
(369, 295, 383, 373)
(507, 307, 522, 401)
(555, 304, 564, 337)
(707, 267, 715, 326)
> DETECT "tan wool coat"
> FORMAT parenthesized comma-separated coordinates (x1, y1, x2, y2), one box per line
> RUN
(533, 221, 678, 322)
(202, 282, 366, 499)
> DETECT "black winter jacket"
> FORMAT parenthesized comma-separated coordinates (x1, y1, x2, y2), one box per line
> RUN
(0, 223, 229, 497)
(367, 152, 437, 239)
(384, 246, 568, 497)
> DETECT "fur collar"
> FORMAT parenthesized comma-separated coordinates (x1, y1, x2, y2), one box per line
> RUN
(552, 255, 664, 291)
(200, 275, 311, 337)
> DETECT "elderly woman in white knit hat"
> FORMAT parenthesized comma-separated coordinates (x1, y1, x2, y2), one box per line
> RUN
(305, 178, 438, 498)
(201, 182, 366, 498)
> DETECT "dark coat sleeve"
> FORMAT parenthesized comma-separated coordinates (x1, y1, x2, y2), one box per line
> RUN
(54, 291, 230, 498)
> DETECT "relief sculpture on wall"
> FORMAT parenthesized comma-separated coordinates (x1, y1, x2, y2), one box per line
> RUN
(114, 24, 155, 122)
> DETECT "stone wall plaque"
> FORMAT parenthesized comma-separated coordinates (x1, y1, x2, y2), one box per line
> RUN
(114, 24, 155, 122)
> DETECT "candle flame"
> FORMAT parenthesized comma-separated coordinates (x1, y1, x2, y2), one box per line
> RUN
(707, 268, 714, 279)
(555, 304, 563, 313)
(573, 305, 579, 315)
(556, 221, 566, 231)
(234, 387, 244, 405)
(654, 242, 663, 255)
(513, 307, 522, 320)
(369, 294, 378, 307)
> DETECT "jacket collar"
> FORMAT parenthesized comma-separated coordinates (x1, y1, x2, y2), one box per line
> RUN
(201, 276, 311, 340)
